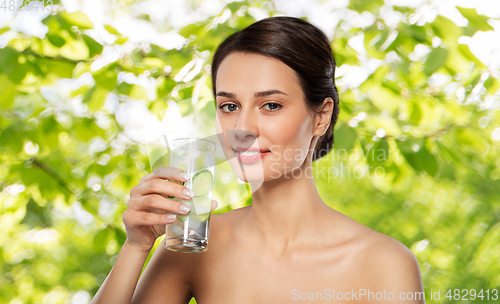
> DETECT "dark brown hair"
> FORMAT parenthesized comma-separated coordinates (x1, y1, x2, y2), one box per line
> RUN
(211, 16, 340, 161)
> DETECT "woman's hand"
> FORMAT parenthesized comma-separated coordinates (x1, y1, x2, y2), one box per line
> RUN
(122, 166, 218, 252)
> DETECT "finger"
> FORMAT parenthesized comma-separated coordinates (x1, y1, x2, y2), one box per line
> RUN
(122, 209, 177, 228)
(139, 166, 190, 184)
(128, 194, 192, 215)
(131, 178, 195, 201)
(211, 199, 218, 212)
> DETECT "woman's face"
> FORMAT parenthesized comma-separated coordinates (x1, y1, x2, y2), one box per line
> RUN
(215, 52, 322, 184)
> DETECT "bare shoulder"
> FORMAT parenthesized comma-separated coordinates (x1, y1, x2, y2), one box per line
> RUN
(206, 205, 250, 239)
(350, 227, 425, 301)
(213, 205, 251, 219)
(209, 205, 250, 229)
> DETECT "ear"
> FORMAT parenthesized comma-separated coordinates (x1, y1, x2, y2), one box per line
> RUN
(313, 97, 334, 137)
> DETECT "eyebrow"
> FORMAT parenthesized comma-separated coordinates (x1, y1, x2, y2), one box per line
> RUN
(216, 89, 288, 98)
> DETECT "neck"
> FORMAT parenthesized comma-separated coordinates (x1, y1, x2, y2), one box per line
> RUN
(242, 159, 334, 256)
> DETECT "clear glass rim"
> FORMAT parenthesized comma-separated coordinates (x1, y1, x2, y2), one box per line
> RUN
(172, 137, 216, 151)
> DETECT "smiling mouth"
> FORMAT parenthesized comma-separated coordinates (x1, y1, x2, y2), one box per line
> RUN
(232, 148, 270, 163)
(234, 150, 267, 155)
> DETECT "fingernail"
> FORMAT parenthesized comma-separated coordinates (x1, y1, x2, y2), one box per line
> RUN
(166, 214, 177, 221)
(183, 188, 195, 198)
(179, 172, 190, 181)
(179, 204, 191, 213)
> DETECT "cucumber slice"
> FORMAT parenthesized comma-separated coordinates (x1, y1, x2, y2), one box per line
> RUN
(191, 169, 213, 197)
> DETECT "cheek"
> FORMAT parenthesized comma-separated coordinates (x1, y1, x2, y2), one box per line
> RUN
(215, 113, 222, 133)
(215, 112, 235, 131)
(215, 113, 232, 157)
(265, 116, 312, 160)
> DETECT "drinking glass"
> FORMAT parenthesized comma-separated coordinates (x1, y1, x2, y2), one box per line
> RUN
(165, 138, 216, 253)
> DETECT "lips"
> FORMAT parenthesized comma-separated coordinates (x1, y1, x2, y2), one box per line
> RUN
(232, 147, 270, 164)
(233, 146, 269, 153)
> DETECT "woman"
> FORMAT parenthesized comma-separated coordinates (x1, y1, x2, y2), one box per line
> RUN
(91, 17, 425, 303)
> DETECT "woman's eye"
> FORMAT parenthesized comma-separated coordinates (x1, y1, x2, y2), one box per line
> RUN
(219, 103, 281, 112)
(220, 104, 239, 112)
(263, 103, 282, 111)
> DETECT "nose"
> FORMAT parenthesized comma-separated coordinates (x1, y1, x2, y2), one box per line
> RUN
(234, 107, 258, 141)
(234, 129, 255, 140)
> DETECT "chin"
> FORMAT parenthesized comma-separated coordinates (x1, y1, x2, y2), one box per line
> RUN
(228, 156, 266, 184)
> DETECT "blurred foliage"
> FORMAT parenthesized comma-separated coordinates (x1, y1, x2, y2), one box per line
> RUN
(1, 0, 499, 303)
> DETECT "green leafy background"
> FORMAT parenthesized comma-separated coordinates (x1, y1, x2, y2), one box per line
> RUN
(1, 0, 499, 303)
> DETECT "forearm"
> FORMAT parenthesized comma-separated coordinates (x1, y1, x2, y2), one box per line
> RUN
(90, 241, 152, 304)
